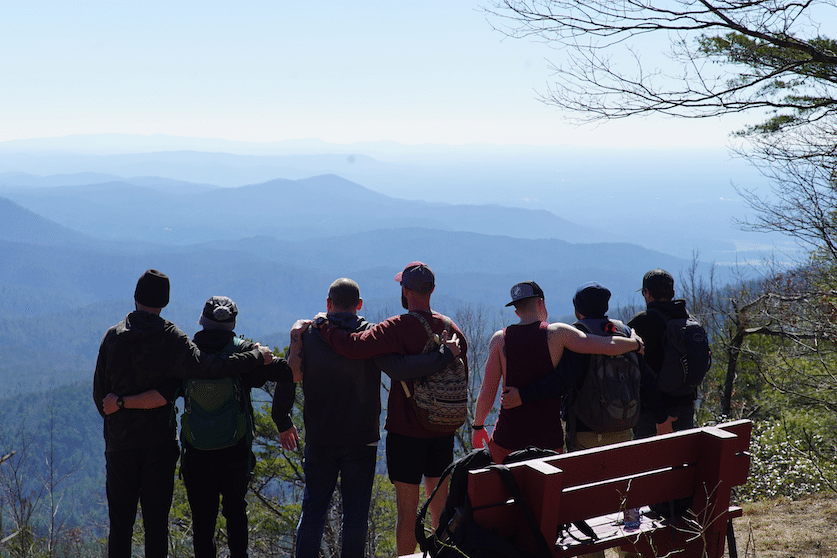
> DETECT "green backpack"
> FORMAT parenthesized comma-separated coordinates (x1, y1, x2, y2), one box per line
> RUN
(180, 337, 253, 451)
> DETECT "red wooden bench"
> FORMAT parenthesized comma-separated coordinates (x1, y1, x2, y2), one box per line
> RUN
(466, 419, 752, 558)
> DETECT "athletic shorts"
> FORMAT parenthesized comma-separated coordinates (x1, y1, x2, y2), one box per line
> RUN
(385, 431, 454, 485)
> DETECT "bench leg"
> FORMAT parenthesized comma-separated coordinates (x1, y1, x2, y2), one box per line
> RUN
(727, 519, 738, 558)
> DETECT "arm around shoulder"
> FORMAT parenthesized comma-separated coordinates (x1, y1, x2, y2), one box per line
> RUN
(190, 345, 267, 379)
(376, 343, 455, 381)
(319, 317, 404, 360)
(555, 322, 641, 356)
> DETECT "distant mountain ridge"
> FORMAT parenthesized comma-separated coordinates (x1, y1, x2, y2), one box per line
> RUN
(0, 171, 219, 194)
(0, 197, 94, 246)
(0, 135, 797, 263)
(0, 174, 608, 244)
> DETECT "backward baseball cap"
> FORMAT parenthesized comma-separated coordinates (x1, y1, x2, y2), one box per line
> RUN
(395, 261, 435, 293)
(505, 281, 545, 307)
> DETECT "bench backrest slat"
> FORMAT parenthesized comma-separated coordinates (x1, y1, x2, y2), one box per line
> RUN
(538, 430, 703, 486)
(556, 465, 696, 522)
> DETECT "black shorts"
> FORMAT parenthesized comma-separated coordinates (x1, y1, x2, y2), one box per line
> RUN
(385, 432, 454, 485)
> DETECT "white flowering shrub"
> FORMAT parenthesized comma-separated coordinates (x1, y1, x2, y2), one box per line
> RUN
(738, 418, 837, 501)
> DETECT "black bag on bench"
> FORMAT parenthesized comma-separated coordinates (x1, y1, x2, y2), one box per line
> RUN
(416, 447, 556, 558)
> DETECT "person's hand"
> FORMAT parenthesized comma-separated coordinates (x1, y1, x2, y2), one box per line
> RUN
(656, 416, 677, 436)
(472, 426, 490, 451)
(441, 331, 461, 358)
(310, 313, 328, 329)
(256, 344, 274, 365)
(279, 425, 300, 451)
(291, 318, 312, 332)
(501, 386, 522, 409)
(103, 393, 120, 415)
(628, 331, 645, 355)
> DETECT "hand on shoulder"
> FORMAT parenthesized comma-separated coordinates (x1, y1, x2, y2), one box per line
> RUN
(255, 344, 274, 364)
(440, 330, 461, 358)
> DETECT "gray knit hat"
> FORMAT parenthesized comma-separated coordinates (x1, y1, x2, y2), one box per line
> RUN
(199, 296, 238, 331)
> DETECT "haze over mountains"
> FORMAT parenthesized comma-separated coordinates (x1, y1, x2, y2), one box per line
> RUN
(0, 134, 794, 261)
(0, 174, 603, 245)
(0, 134, 788, 394)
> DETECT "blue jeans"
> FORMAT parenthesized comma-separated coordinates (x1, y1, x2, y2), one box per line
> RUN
(296, 444, 378, 558)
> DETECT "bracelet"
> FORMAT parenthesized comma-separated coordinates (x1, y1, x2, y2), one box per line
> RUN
(472, 424, 485, 430)
(635, 339, 644, 352)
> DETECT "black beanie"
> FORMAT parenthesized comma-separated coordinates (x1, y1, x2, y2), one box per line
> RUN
(572, 281, 611, 318)
(134, 269, 170, 308)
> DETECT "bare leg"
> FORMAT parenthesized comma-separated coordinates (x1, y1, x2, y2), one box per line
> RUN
(393, 480, 420, 556)
(424, 475, 449, 529)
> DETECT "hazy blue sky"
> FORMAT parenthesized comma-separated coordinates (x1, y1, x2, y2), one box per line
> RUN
(1, 0, 746, 148)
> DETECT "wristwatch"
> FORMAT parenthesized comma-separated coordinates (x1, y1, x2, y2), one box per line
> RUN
(116, 396, 125, 409)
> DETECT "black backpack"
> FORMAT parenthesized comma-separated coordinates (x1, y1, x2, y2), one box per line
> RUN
(648, 309, 712, 397)
(416, 447, 556, 558)
(570, 319, 642, 433)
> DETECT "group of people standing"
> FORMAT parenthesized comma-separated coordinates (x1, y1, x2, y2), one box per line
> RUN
(94, 263, 699, 558)
(472, 270, 696, 558)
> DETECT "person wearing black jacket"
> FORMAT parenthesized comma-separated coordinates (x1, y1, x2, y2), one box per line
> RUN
(93, 270, 274, 558)
(629, 269, 697, 438)
(272, 278, 458, 558)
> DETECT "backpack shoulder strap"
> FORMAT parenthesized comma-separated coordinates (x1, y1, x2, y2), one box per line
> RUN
(573, 321, 591, 334)
(218, 335, 243, 356)
(608, 319, 630, 337)
(406, 311, 440, 354)
(575, 318, 621, 337)
(400, 312, 438, 399)
(440, 314, 452, 335)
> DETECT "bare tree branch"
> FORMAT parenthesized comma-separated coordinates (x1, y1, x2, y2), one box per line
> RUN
(486, 1, 837, 122)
